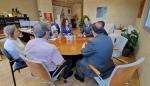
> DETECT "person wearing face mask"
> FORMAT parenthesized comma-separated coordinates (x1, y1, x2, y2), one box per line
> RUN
(81, 17, 93, 37)
(74, 21, 115, 82)
(24, 22, 73, 79)
(50, 19, 61, 35)
(4, 25, 26, 68)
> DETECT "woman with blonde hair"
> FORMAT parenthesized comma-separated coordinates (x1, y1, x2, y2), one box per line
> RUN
(3, 25, 26, 69)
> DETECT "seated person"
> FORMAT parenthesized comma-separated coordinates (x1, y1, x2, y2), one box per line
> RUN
(50, 22, 60, 39)
(74, 21, 115, 82)
(61, 18, 72, 35)
(81, 17, 93, 37)
(50, 20, 61, 35)
(4, 25, 26, 68)
(24, 22, 72, 78)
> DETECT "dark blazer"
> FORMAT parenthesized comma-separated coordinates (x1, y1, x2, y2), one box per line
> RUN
(81, 24, 93, 37)
(81, 33, 115, 78)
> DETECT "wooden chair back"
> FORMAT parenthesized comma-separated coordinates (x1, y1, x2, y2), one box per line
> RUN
(22, 56, 52, 82)
(109, 57, 145, 86)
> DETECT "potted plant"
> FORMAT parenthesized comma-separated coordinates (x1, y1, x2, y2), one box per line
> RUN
(121, 26, 139, 57)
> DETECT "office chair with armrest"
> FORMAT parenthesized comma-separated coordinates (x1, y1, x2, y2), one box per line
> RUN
(1, 48, 27, 86)
(88, 57, 145, 86)
(21, 55, 66, 86)
(112, 36, 128, 58)
(105, 24, 115, 34)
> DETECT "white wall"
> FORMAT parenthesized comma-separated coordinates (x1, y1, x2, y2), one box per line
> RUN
(37, 0, 53, 21)
(136, 0, 150, 86)
(83, 0, 140, 25)
(0, 0, 39, 20)
(53, 5, 71, 20)
(37, 0, 53, 13)
(71, 3, 82, 20)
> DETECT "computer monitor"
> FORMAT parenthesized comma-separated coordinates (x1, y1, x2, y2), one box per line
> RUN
(19, 20, 30, 27)
(19, 20, 39, 27)
(29, 21, 39, 27)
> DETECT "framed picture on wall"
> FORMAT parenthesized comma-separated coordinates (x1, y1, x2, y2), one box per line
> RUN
(96, 6, 107, 19)
(43, 12, 53, 23)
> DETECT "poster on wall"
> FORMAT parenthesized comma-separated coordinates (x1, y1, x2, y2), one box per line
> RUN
(43, 12, 53, 24)
(96, 6, 107, 19)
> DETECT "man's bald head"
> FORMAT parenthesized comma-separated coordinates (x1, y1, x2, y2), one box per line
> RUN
(92, 21, 108, 35)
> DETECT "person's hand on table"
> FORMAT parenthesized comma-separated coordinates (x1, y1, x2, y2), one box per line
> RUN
(83, 34, 86, 37)
(82, 42, 87, 48)
(88, 38, 93, 41)
(78, 33, 83, 37)
(82, 32, 87, 37)
(78, 33, 87, 38)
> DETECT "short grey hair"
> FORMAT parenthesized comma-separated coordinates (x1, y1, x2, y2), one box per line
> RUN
(33, 22, 50, 38)
(3, 25, 16, 38)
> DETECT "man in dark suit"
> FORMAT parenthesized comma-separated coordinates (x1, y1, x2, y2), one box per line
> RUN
(81, 17, 93, 37)
(74, 21, 115, 82)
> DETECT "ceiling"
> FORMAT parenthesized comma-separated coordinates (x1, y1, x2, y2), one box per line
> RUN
(52, 0, 83, 7)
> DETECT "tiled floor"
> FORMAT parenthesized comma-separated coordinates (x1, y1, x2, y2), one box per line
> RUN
(0, 56, 140, 86)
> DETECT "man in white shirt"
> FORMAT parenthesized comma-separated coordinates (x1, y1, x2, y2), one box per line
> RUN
(24, 22, 73, 78)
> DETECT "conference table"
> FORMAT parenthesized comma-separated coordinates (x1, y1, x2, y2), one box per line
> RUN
(49, 36, 91, 55)
(19, 28, 91, 55)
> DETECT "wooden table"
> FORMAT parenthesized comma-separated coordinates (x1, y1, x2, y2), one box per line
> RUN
(49, 36, 90, 55)
(19, 28, 91, 55)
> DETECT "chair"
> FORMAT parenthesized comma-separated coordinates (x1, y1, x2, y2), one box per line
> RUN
(1, 48, 27, 86)
(0, 34, 6, 61)
(109, 34, 118, 45)
(112, 36, 128, 58)
(21, 55, 66, 86)
(104, 24, 115, 34)
(88, 57, 145, 86)
(113, 30, 122, 36)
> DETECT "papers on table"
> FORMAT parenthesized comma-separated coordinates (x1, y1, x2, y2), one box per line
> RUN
(20, 28, 33, 34)
(48, 38, 58, 41)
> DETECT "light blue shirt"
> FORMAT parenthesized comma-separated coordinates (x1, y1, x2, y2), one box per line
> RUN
(4, 38, 25, 59)
(24, 38, 64, 71)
